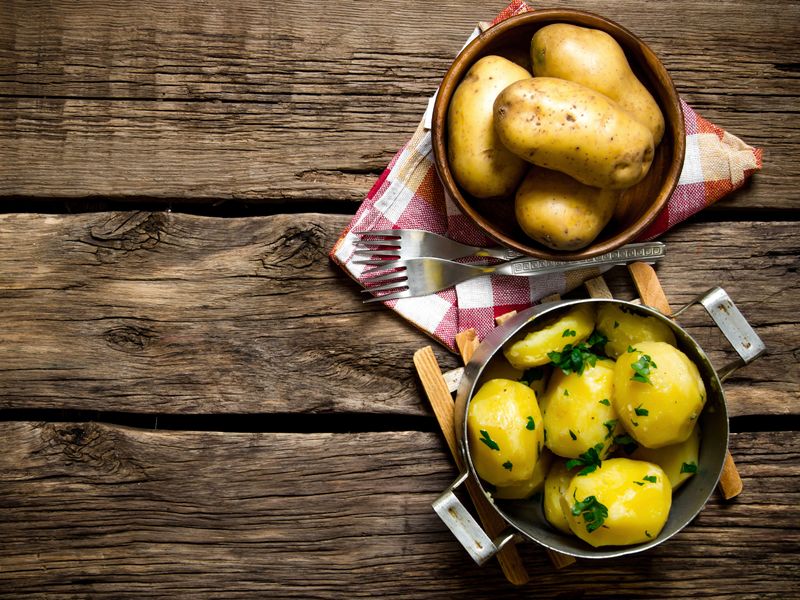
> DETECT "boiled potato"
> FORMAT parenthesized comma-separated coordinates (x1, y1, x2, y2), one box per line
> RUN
(613, 342, 707, 448)
(447, 55, 531, 199)
(515, 166, 619, 250)
(531, 23, 665, 144)
(503, 304, 596, 370)
(478, 358, 550, 398)
(494, 448, 554, 500)
(540, 359, 620, 459)
(543, 460, 576, 534)
(596, 303, 677, 359)
(493, 77, 655, 189)
(467, 378, 545, 487)
(632, 424, 700, 490)
(561, 458, 671, 547)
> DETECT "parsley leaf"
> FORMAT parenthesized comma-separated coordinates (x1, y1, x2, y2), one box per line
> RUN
(526, 416, 536, 431)
(562, 328, 577, 337)
(630, 354, 657, 384)
(479, 430, 500, 451)
(571, 494, 609, 533)
(613, 321, 620, 329)
(566, 443, 605, 476)
(627, 345, 638, 353)
(569, 429, 577, 441)
(564, 389, 570, 396)
(613, 433, 639, 454)
(599, 398, 611, 406)
(643, 475, 657, 483)
(519, 367, 545, 386)
(634, 404, 649, 416)
(680, 462, 698, 474)
(503, 460, 513, 471)
(603, 419, 618, 439)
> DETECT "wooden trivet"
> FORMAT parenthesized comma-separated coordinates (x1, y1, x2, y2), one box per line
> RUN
(414, 264, 742, 585)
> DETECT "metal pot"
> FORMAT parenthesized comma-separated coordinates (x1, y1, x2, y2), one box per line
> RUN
(434, 287, 765, 562)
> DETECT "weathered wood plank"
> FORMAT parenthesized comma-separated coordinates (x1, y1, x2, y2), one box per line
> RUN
(0, 0, 796, 205)
(0, 212, 796, 417)
(0, 423, 797, 598)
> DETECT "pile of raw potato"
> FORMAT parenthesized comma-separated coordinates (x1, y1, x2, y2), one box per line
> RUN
(447, 23, 665, 250)
(467, 303, 707, 548)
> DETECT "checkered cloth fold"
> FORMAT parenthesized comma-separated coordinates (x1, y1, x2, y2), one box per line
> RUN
(330, 1, 762, 352)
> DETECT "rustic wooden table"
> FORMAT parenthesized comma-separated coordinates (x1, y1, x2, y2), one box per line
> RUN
(1, 1, 798, 597)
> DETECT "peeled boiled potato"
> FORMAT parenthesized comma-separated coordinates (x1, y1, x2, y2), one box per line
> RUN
(467, 379, 545, 487)
(531, 23, 665, 144)
(614, 342, 707, 448)
(493, 77, 655, 190)
(494, 448, 554, 500)
(543, 460, 576, 534)
(540, 359, 620, 459)
(515, 166, 620, 251)
(596, 303, 677, 359)
(632, 424, 701, 490)
(561, 458, 672, 547)
(503, 304, 596, 370)
(447, 55, 531, 199)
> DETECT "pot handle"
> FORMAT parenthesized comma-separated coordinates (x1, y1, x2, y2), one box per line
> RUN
(673, 287, 766, 381)
(432, 470, 517, 566)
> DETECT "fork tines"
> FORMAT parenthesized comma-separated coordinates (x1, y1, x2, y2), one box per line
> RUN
(359, 257, 410, 302)
(351, 230, 403, 263)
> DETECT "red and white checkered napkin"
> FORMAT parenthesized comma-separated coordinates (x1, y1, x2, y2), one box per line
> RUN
(329, 1, 762, 352)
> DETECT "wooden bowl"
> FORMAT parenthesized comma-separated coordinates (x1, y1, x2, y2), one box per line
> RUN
(431, 10, 685, 260)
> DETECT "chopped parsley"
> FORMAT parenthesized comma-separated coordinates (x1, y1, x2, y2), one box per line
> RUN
(613, 433, 639, 454)
(564, 389, 570, 396)
(603, 419, 618, 439)
(634, 480, 645, 486)
(519, 367, 545, 386)
(562, 328, 577, 337)
(547, 332, 608, 376)
(566, 443, 604, 476)
(526, 416, 536, 431)
(680, 462, 698, 474)
(630, 354, 658, 384)
(569, 429, 578, 441)
(643, 475, 657, 483)
(634, 404, 649, 416)
(598, 398, 611, 406)
(645, 530, 653, 538)
(627, 345, 638, 353)
(613, 321, 620, 329)
(479, 430, 500, 451)
(503, 460, 513, 471)
(571, 493, 609, 533)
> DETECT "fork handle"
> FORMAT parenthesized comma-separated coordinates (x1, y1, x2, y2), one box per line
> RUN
(491, 242, 666, 277)
(478, 247, 524, 260)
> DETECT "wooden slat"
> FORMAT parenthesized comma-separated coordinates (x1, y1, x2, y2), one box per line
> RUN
(0, 422, 797, 598)
(0, 0, 797, 206)
(0, 212, 796, 417)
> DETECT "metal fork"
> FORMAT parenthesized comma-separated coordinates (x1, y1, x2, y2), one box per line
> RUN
(358, 242, 666, 302)
(352, 229, 524, 261)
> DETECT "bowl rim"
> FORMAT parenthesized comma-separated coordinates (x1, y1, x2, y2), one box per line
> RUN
(431, 9, 686, 260)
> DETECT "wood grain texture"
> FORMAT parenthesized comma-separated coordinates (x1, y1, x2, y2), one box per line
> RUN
(0, 422, 797, 598)
(0, 212, 797, 417)
(0, 0, 797, 206)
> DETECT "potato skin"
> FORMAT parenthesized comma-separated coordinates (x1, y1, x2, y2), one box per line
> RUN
(613, 342, 707, 448)
(493, 77, 655, 189)
(447, 55, 531, 198)
(515, 166, 619, 250)
(531, 23, 665, 144)
(467, 378, 545, 487)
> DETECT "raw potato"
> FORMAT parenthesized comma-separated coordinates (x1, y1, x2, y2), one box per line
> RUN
(494, 448, 554, 500)
(632, 424, 700, 490)
(613, 342, 707, 448)
(531, 23, 665, 144)
(515, 166, 620, 250)
(596, 303, 677, 359)
(540, 359, 620, 459)
(467, 379, 545, 487)
(502, 304, 596, 370)
(493, 77, 655, 189)
(447, 55, 531, 199)
(562, 458, 672, 547)
(543, 460, 576, 534)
